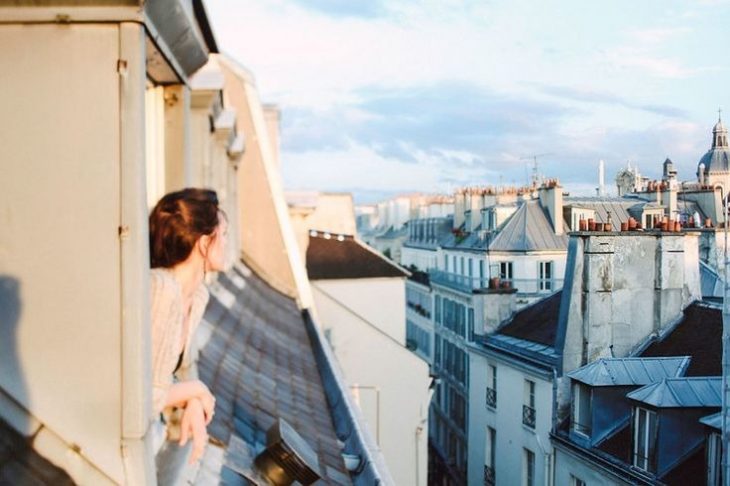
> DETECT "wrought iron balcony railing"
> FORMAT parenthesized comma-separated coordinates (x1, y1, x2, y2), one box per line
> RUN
(429, 270, 562, 294)
(522, 405, 536, 428)
(484, 465, 495, 486)
(486, 387, 497, 409)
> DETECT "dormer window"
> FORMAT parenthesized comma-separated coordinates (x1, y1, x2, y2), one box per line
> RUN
(633, 407, 657, 472)
(571, 382, 592, 436)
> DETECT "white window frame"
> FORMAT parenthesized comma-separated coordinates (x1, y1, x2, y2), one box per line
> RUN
(633, 407, 657, 472)
(499, 261, 513, 281)
(707, 431, 722, 486)
(572, 382, 592, 436)
(539, 261, 553, 291)
(570, 475, 586, 486)
(523, 448, 535, 486)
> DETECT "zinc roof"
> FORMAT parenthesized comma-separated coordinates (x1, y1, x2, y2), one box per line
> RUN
(192, 264, 352, 485)
(564, 197, 635, 230)
(700, 412, 722, 430)
(627, 377, 722, 408)
(488, 200, 568, 252)
(568, 357, 690, 386)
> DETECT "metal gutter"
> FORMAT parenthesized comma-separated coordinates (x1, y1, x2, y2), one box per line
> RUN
(302, 310, 395, 485)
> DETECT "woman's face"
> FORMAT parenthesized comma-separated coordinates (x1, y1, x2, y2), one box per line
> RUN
(204, 216, 228, 272)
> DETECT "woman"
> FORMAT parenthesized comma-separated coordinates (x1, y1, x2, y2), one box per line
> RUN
(149, 188, 227, 464)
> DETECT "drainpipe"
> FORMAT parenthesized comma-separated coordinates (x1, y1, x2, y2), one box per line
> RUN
(717, 183, 730, 486)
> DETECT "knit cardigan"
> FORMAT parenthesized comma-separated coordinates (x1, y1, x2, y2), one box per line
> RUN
(150, 268, 210, 414)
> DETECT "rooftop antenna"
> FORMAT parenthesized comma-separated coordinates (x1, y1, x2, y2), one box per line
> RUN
(521, 153, 552, 186)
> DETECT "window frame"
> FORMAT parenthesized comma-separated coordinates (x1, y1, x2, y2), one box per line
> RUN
(632, 406, 658, 472)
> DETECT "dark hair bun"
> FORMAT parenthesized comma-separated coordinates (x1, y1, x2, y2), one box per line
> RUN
(149, 188, 220, 268)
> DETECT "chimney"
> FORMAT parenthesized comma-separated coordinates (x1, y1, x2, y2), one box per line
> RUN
(555, 231, 701, 421)
(598, 160, 605, 197)
(538, 180, 564, 235)
(454, 190, 465, 230)
(474, 287, 517, 334)
(466, 190, 484, 232)
(263, 104, 281, 168)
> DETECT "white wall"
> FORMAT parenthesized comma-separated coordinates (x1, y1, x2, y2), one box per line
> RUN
(401, 246, 438, 271)
(312, 281, 431, 486)
(0, 24, 145, 483)
(554, 446, 627, 486)
(468, 352, 554, 486)
(314, 278, 406, 343)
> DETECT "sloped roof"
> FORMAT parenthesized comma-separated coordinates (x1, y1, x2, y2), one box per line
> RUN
(192, 264, 354, 484)
(568, 357, 690, 386)
(489, 201, 568, 252)
(497, 290, 562, 346)
(627, 377, 722, 408)
(640, 301, 722, 376)
(0, 417, 74, 485)
(564, 197, 635, 230)
(700, 261, 723, 299)
(307, 232, 409, 280)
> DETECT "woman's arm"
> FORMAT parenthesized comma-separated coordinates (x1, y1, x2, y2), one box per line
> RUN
(179, 397, 208, 464)
(164, 380, 216, 423)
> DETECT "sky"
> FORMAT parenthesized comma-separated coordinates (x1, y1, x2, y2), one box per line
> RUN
(206, 0, 730, 204)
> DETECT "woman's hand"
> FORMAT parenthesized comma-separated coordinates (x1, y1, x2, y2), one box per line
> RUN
(179, 398, 208, 464)
(199, 390, 216, 425)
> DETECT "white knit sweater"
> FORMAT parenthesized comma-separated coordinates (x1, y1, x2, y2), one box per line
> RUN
(150, 268, 209, 414)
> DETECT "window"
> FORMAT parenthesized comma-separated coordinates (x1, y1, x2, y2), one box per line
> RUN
(467, 308, 475, 342)
(444, 254, 449, 271)
(633, 407, 657, 472)
(435, 335, 442, 367)
(570, 475, 586, 486)
(538, 261, 553, 291)
(479, 260, 485, 287)
(484, 427, 496, 486)
(486, 365, 497, 409)
(572, 382, 592, 436)
(523, 380, 536, 428)
(435, 295, 442, 324)
(499, 261, 513, 281)
(707, 432, 722, 486)
(452, 256, 457, 274)
(644, 212, 660, 229)
(468, 258, 474, 278)
(460, 257, 465, 275)
(523, 448, 535, 486)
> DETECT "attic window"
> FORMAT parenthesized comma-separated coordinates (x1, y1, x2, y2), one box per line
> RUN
(633, 407, 657, 472)
(571, 383, 591, 436)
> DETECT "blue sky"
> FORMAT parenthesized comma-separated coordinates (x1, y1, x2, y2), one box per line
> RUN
(206, 0, 730, 204)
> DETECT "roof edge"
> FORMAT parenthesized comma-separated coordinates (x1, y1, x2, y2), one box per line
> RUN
(301, 310, 394, 484)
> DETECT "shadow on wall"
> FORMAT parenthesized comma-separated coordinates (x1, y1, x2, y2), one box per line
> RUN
(0, 276, 29, 432)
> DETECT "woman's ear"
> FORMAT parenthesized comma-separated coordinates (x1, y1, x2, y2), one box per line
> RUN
(197, 234, 211, 258)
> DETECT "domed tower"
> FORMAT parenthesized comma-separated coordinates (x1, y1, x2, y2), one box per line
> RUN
(697, 113, 730, 190)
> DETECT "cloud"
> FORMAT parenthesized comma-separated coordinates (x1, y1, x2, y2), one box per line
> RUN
(539, 85, 688, 118)
(286, 0, 387, 19)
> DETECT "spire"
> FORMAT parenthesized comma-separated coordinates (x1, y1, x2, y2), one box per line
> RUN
(713, 108, 728, 149)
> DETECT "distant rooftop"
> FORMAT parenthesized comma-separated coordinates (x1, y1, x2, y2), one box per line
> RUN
(640, 301, 722, 376)
(627, 377, 722, 408)
(568, 357, 690, 387)
(489, 200, 568, 252)
(497, 290, 562, 347)
(307, 232, 408, 280)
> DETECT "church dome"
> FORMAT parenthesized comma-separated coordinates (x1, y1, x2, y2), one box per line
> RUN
(698, 115, 730, 176)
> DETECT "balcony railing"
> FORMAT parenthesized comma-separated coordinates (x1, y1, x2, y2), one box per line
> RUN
(486, 387, 497, 409)
(484, 465, 495, 486)
(523, 405, 536, 428)
(406, 301, 431, 318)
(429, 270, 562, 294)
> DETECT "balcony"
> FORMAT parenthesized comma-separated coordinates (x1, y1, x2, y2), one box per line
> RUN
(484, 465, 495, 486)
(485, 387, 497, 409)
(429, 270, 562, 295)
(406, 301, 431, 318)
(522, 405, 536, 428)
